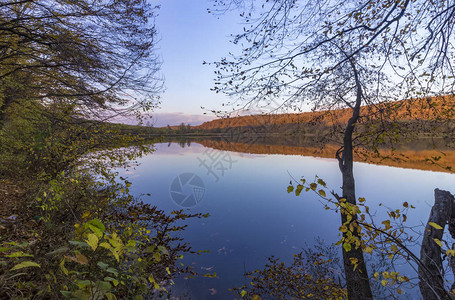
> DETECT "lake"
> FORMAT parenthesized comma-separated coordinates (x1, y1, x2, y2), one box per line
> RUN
(117, 140, 455, 299)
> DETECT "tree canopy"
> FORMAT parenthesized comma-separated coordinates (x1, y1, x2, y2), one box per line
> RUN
(212, 0, 455, 111)
(0, 0, 162, 123)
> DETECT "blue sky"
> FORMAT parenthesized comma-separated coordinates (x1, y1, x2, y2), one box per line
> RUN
(149, 0, 243, 126)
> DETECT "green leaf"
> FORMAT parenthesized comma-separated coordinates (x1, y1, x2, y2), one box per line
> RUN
(76, 279, 91, 289)
(241, 290, 247, 297)
(104, 277, 119, 286)
(61, 291, 72, 297)
(318, 189, 326, 197)
(10, 261, 41, 271)
(429, 222, 443, 230)
(46, 246, 69, 256)
(153, 252, 161, 262)
(6, 251, 33, 258)
(157, 245, 169, 256)
(88, 219, 105, 237)
(106, 267, 118, 277)
(68, 240, 90, 248)
(96, 280, 112, 291)
(97, 261, 109, 270)
(106, 293, 117, 300)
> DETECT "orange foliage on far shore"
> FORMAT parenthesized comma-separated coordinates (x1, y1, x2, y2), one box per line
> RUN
(197, 96, 455, 130)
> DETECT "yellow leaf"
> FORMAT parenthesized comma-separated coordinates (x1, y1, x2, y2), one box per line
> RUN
(110, 248, 121, 262)
(349, 257, 358, 265)
(339, 225, 348, 233)
(318, 189, 326, 197)
(364, 247, 373, 254)
(374, 272, 379, 280)
(60, 259, 68, 275)
(10, 261, 41, 271)
(99, 242, 111, 249)
(381, 280, 388, 287)
(433, 238, 443, 247)
(382, 220, 391, 230)
(85, 233, 99, 251)
(429, 222, 443, 230)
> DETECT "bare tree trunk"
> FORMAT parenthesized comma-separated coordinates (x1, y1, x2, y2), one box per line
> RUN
(418, 189, 455, 300)
(336, 57, 373, 299)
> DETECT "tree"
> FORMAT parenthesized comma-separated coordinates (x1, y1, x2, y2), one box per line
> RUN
(0, 0, 162, 178)
(0, 0, 162, 125)
(0, 3, 212, 298)
(211, 0, 455, 298)
(178, 122, 187, 134)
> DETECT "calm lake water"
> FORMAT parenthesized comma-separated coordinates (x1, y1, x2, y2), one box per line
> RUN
(117, 141, 455, 299)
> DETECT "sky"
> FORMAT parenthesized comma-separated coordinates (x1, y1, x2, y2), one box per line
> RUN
(148, 0, 244, 127)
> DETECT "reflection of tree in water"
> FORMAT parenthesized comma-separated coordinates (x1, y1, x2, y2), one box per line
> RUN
(160, 134, 455, 172)
(231, 239, 404, 299)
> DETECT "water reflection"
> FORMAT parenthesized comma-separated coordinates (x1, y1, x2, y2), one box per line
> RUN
(162, 135, 455, 173)
(118, 140, 455, 299)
